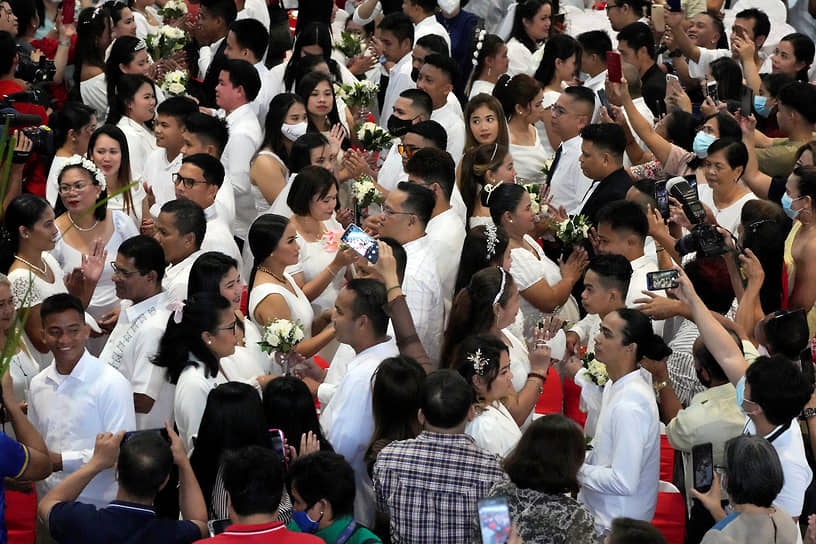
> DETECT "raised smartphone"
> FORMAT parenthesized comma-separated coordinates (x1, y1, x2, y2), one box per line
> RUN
(606, 51, 622, 83)
(340, 223, 379, 263)
(692, 442, 714, 493)
(478, 496, 511, 544)
(646, 269, 679, 291)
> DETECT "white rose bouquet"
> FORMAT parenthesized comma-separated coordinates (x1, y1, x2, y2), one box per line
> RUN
(350, 174, 384, 208)
(582, 352, 609, 386)
(159, 69, 188, 97)
(158, 0, 187, 19)
(524, 183, 542, 216)
(334, 80, 379, 108)
(555, 214, 590, 247)
(540, 154, 556, 178)
(146, 26, 188, 60)
(333, 31, 365, 59)
(258, 318, 305, 354)
(356, 122, 393, 152)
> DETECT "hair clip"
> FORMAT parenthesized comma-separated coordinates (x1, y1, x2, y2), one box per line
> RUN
(134, 38, 147, 51)
(492, 266, 506, 305)
(485, 223, 498, 259)
(483, 180, 504, 204)
(489, 142, 498, 162)
(167, 299, 186, 324)
(468, 349, 490, 375)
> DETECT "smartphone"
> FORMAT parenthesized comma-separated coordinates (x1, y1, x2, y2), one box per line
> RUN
(706, 81, 719, 104)
(208, 519, 231, 536)
(692, 443, 714, 493)
(654, 180, 670, 219)
(597, 89, 612, 116)
(268, 428, 286, 459)
(740, 86, 754, 116)
(651, 3, 665, 29)
(646, 269, 679, 291)
(340, 223, 379, 263)
(666, 73, 680, 85)
(123, 428, 171, 443)
(666, 0, 682, 12)
(61, 0, 75, 25)
(606, 51, 622, 83)
(478, 496, 512, 544)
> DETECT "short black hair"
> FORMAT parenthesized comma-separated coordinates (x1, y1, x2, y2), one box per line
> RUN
(581, 123, 627, 158)
(421, 369, 473, 428)
(597, 200, 649, 240)
(40, 293, 84, 323)
(156, 96, 199, 123)
(183, 112, 229, 157)
(396, 181, 435, 226)
(222, 59, 262, 102)
(415, 35, 449, 58)
(406, 0, 437, 13)
(182, 153, 225, 187)
(118, 432, 173, 500)
(378, 11, 414, 46)
(608, 517, 667, 544)
(287, 166, 338, 216)
(229, 18, 269, 61)
(746, 355, 812, 425)
(404, 120, 447, 150)
(735, 8, 770, 40)
(577, 30, 613, 58)
(160, 198, 207, 249)
(778, 81, 816, 124)
(763, 310, 809, 360)
(345, 279, 389, 336)
(118, 234, 166, 283)
(563, 85, 597, 113)
(405, 148, 455, 200)
(692, 333, 738, 384)
(0, 31, 15, 75)
(422, 53, 459, 84)
(586, 254, 632, 297)
(399, 88, 433, 118)
(380, 237, 407, 283)
(222, 446, 284, 516)
(287, 451, 355, 516)
(200, 0, 237, 25)
(723, 435, 783, 508)
(617, 22, 655, 60)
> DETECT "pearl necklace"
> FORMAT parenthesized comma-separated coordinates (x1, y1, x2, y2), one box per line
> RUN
(67, 213, 99, 232)
(14, 255, 47, 276)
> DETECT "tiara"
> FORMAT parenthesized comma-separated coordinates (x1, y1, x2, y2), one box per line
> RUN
(485, 223, 498, 259)
(468, 349, 490, 375)
(133, 38, 147, 51)
(61, 155, 107, 190)
(483, 180, 504, 204)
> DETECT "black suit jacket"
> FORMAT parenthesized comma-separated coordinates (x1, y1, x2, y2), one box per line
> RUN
(578, 168, 633, 227)
(196, 38, 228, 108)
(641, 63, 667, 118)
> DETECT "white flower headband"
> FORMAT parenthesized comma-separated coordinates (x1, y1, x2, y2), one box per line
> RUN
(472, 28, 487, 67)
(468, 348, 490, 375)
(485, 223, 499, 259)
(61, 155, 107, 191)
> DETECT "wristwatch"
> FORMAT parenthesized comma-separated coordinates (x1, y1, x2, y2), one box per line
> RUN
(653, 380, 669, 393)
(802, 407, 816, 419)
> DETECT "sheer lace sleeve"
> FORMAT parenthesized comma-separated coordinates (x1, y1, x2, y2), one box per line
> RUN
(10, 273, 43, 308)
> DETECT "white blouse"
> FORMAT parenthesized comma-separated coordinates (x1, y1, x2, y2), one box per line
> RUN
(468, 80, 496, 100)
(465, 400, 522, 457)
(80, 72, 108, 124)
(505, 37, 544, 77)
(174, 358, 228, 453)
(117, 116, 158, 182)
(285, 216, 345, 316)
(509, 129, 551, 185)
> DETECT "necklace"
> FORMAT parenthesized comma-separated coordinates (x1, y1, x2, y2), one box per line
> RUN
(257, 266, 288, 285)
(67, 213, 100, 232)
(14, 255, 47, 276)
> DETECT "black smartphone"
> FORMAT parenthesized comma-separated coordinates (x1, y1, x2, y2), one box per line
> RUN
(478, 496, 511, 544)
(340, 224, 379, 263)
(692, 443, 714, 493)
(268, 428, 286, 459)
(706, 81, 719, 104)
(646, 270, 679, 291)
(123, 428, 171, 443)
(740, 86, 754, 116)
(208, 519, 231, 536)
(598, 89, 612, 116)
(654, 180, 669, 219)
(666, 0, 682, 12)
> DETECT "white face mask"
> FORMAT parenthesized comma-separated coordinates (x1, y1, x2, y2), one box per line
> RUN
(437, 0, 459, 14)
(281, 121, 308, 142)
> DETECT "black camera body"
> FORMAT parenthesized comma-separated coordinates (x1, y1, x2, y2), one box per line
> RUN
(20, 125, 54, 156)
(15, 54, 56, 84)
(667, 176, 706, 224)
(675, 223, 730, 257)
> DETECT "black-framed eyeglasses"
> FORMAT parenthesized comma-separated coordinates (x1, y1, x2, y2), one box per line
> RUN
(110, 261, 142, 277)
(382, 205, 414, 217)
(173, 173, 209, 189)
(217, 319, 238, 334)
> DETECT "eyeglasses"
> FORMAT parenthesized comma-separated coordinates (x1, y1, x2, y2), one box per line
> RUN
(605, 3, 621, 11)
(397, 144, 419, 158)
(382, 205, 414, 217)
(110, 261, 142, 277)
(218, 319, 238, 334)
(58, 181, 91, 194)
(173, 173, 209, 189)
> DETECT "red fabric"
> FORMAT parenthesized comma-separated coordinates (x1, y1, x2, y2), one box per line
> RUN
(562, 375, 586, 428)
(781, 262, 789, 309)
(0, 81, 48, 125)
(651, 489, 686, 544)
(659, 434, 675, 483)
(313, 356, 329, 413)
(5, 488, 37, 544)
(534, 365, 562, 415)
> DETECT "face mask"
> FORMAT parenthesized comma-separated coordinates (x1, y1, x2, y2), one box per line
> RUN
(781, 192, 802, 220)
(437, 0, 459, 14)
(693, 131, 716, 158)
(292, 510, 321, 533)
(753, 95, 772, 118)
(281, 121, 308, 142)
(387, 114, 414, 137)
(411, 66, 419, 82)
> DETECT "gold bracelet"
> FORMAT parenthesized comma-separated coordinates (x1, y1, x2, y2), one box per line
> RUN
(653, 380, 669, 393)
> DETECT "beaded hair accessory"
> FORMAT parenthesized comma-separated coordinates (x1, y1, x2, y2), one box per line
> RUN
(61, 155, 107, 190)
(492, 266, 506, 305)
(485, 223, 498, 259)
(167, 299, 186, 324)
(483, 181, 504, 204)
(489, 142, 498, 162)
(468, 349, 490, 375)
(472, 28, 487, 67)
(80, 6, 105, 26)
(133, 38, 147, 51)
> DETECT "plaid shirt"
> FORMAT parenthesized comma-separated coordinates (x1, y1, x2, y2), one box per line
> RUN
(373, 431, 507, 543)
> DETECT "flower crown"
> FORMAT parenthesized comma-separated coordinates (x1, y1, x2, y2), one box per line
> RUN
(468, 348, 490, 375)
(61, 155, 107, 191)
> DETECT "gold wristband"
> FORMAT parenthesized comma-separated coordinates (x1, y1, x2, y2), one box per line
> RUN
(653, 380, 669, 393)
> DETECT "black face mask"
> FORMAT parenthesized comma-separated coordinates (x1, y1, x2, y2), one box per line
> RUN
(387, 114, 415, 137)
(411, 66, 420, 82)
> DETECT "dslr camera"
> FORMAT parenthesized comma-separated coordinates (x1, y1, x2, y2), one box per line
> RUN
(15, 48, 56, 84)
(666, 176, 730, 257)
(19, 125, 54, 156)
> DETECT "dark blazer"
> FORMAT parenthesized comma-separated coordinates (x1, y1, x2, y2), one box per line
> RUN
(641, 62, 667, 118)
(197, 38, 228, 108)
(578, 167, 633, 227)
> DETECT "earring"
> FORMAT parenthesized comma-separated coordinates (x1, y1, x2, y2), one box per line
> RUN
(207, 340, 212, 345)
(487, 67, 491, 77)
(509, 218, 513, 223)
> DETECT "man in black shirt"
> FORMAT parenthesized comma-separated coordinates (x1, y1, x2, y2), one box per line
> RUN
(617, 22, 665, 118)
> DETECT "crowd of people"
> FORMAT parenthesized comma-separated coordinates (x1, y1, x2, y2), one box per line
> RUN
(2, 0, 816, 542)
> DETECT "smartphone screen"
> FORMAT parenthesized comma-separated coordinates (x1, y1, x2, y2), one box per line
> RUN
(654, 180, 669, 219)
(478, 496, 511, 544)
(692, 443, 714, 493)
(740, 86, 754, 116)
(340, 224, 379, 263)
(606, 51, 622, 83)
(61, 1, 75, 24)
(706, 81, 719, 104)
(268, 429, 286, 460)
(666, 0, 682, 12)
(597, 89, 612, 115)
(646, 270, 679, 291)
(208, 519, 231, 536)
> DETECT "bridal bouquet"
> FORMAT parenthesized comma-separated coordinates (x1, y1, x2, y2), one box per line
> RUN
(555, 214, 591, 247)
(145, 25, 188, 60)
(350, 175, 384, 208)
(333, 31, 365, 58)
(158, 0, 187, 19)
(159, 70, 188, 97)
(356, 122, 393, 152)
(582, 352, 609, 386)
(258, 319, 305, 354)
(540, 154, 556, 178)
(335, 80, 379, 109)
(523, 183, 542, 216)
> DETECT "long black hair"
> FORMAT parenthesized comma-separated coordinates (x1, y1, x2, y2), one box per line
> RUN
(87, 124, 137, 216)
(263, 377, 332, 455)
(454, 225, 510, 293)
(0, 194, 51, 274)
(106, 73, 155, 126)
(188, 251, 239, 298)
(72, 6, 111, 96)
(105, 36, 148, 106)
(152, 292, 232, 383)
(295, 71, 342, 134)
(534, 33, 580, 88)
(511, 0, 551, 53)
(283, 22, 344, 91)
(259, 93, 305, 165)
(246, 214, 289, 294)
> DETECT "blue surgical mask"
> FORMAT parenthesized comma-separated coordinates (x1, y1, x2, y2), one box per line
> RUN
(693, 131, 717, 158)
(782, 192, 802, 220)
(735, 375, 746, 414)
(292, 510, 321, 533)
(753, 95, 772, 118)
